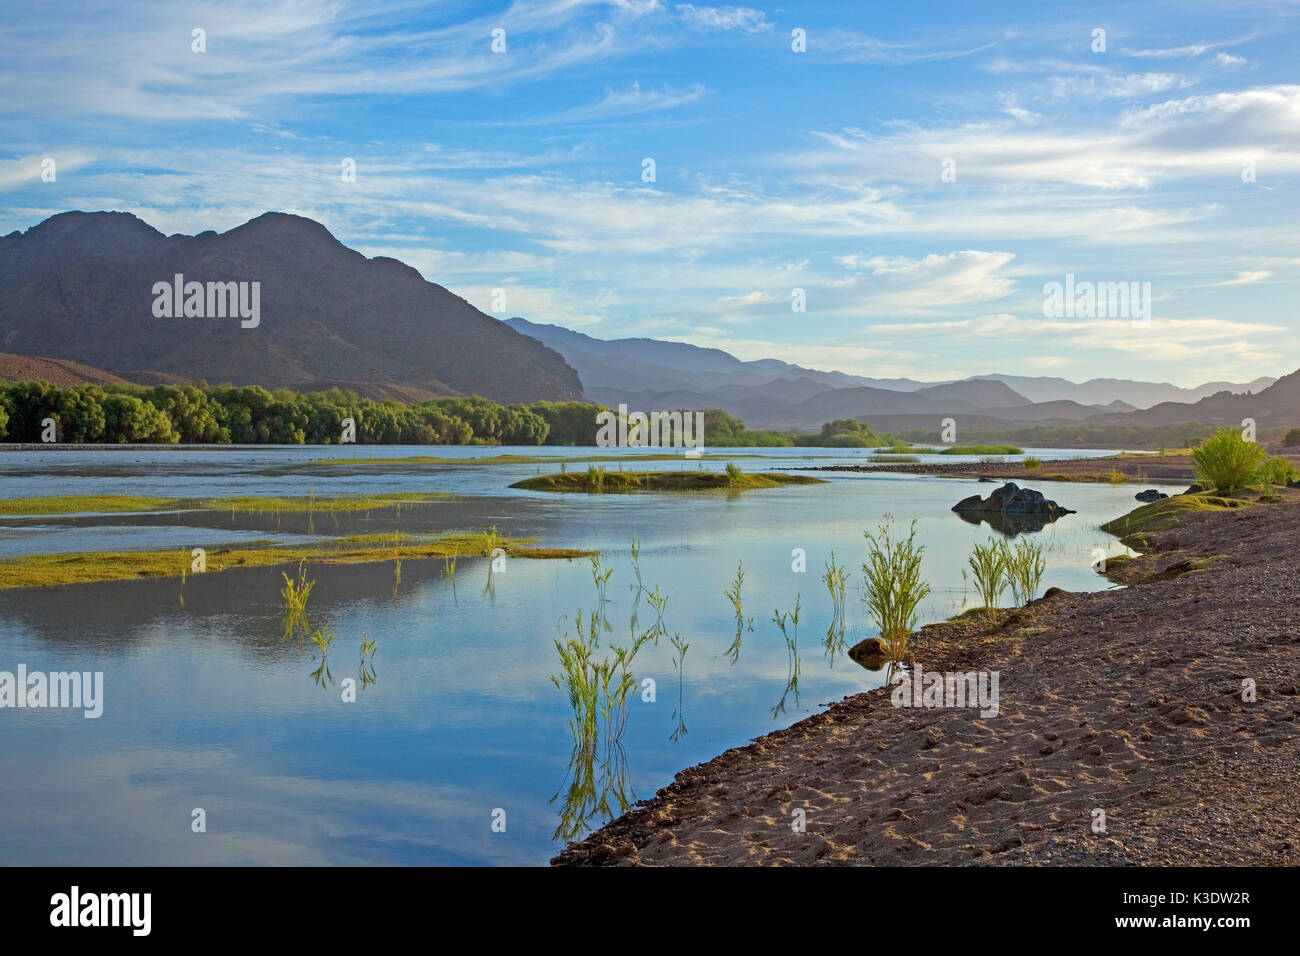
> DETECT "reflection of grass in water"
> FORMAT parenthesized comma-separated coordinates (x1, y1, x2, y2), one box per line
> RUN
(771, 597, 802, 718)
(822, 552, 849, 662)
(280, 561, 315, 640)
(589, 553, 613, 609)
(722, 561, 754, 663)
(670, 633, 689, 743)
(550, 607, 659, 842)
(309, 626, 335, 688)
(359, 634, 378, 688)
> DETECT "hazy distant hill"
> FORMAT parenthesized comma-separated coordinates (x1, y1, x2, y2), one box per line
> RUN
(1093, 369, 1300, 427)
(508, 318, 1278, 431)
(0, 211, 584, 404)
(973, 373, 1276, 408)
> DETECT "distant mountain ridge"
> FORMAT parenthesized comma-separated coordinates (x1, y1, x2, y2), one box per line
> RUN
(0, 211, 584, 403)
(507, 317, 1280, 431)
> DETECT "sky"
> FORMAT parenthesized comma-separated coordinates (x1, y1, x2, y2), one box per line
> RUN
(2, 0, 1299, 386)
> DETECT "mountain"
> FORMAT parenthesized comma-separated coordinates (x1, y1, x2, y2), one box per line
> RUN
(0, 351, 131, 387)
(1096, 369, 1300, 427)
(0, 211, 583, 403)
(974, 374, 1275, 409)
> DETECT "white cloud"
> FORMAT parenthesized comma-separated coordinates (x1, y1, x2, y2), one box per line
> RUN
(674, 4, 771, 33)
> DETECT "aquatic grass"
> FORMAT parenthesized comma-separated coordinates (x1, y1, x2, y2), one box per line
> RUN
(722, 561, 754, 663)
(771, 596, 803, 717)
(510, 470, 824, 494)
(281, 561, 315, 613)
(860, 519, 931, 662)
(1001, 537, 1046, 606)
(1023, 456, 1043, 470)
(964, 538, 1007, 626)
(724, 462, 743, 486)
(590, 553, 613, 609)
(822, 552, 849, 660)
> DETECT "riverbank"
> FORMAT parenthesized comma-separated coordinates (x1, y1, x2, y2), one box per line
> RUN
(553, 488, 1300, 866)
(803, 452, 1201, 484)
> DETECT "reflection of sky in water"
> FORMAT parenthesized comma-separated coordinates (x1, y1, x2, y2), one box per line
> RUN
(0, 446, 1181, 864)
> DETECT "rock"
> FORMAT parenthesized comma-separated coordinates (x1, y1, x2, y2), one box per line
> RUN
(951, 482, 1075, 517)
(1184, 483, 1204, 494)
(1135, 489, 1168, 502)
(848, 637, 891, 669)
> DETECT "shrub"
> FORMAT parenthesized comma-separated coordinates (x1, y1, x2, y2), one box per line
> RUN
(725, 462, 742, 485)
(1282, 428, 1300, 448)
(1023, 456, 1043, 470)
(1255, 455, 1298, 487)
(1192, 428, 1265, 491)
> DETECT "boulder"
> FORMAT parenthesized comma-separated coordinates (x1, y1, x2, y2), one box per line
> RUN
(1135, 489, 1168, 502)
(848, 637, 891, 669)
(952, 482, 1075, 517)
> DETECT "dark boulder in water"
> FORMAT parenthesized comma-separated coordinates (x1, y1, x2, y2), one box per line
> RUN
(1135, 489, 1168, 502)
(952, 482, 1075, 517)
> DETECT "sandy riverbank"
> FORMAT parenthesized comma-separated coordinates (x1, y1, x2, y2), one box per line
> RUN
(553, 489, 1300, 866)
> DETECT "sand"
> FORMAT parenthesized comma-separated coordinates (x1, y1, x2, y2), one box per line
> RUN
(553, 492, 1300, 866)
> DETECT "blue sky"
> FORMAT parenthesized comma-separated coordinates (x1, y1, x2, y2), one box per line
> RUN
(2, 0, 1298, 386)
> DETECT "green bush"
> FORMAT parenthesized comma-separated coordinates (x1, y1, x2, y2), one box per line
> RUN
(1255, 455, 1298, 487)
(1191, 428, 1265, 490)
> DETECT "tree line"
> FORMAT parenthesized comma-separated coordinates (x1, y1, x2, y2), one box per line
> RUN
(0, 381, 609, 446)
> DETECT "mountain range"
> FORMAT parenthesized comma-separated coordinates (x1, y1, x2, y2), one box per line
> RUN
(0, 211, 582, 404)
(506, 317, 1280, 431)
(0, 209, 1289, 434)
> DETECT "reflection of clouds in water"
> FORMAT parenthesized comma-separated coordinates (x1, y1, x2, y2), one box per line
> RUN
(0, 447, 1169, 863)
(0, 746, 552, 865)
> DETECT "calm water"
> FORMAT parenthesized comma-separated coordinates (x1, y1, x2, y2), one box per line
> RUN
(0, 445, 1181, 864)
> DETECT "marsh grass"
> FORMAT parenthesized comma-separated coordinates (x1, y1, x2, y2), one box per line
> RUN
(550, 607, 653, 840)
(861, 519, 931, 662)
(1023, 456, 1043, 470)
(280, 561, 315, 638)
(822, 552, 849, 660)
(964, 538, 1007, 626)
(1002, 537, 1046, 605)
(723, 561, 754, 663)
(771, 596, 803, 717)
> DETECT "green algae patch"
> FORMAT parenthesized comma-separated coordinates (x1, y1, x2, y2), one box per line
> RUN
(0, 531, 593, 590)
(509, 470, 825, 493)
(0, 491, 452, 517)
(1099, 493, 1249, 549)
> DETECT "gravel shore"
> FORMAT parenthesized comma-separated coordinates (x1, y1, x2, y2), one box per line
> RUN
(554, 490, 1300, 866)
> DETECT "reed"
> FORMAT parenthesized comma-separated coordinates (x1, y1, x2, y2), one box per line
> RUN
(965, 538, 1007, 625)
(1002, 537, 1046, 606)
(861, 519, 931, 661)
